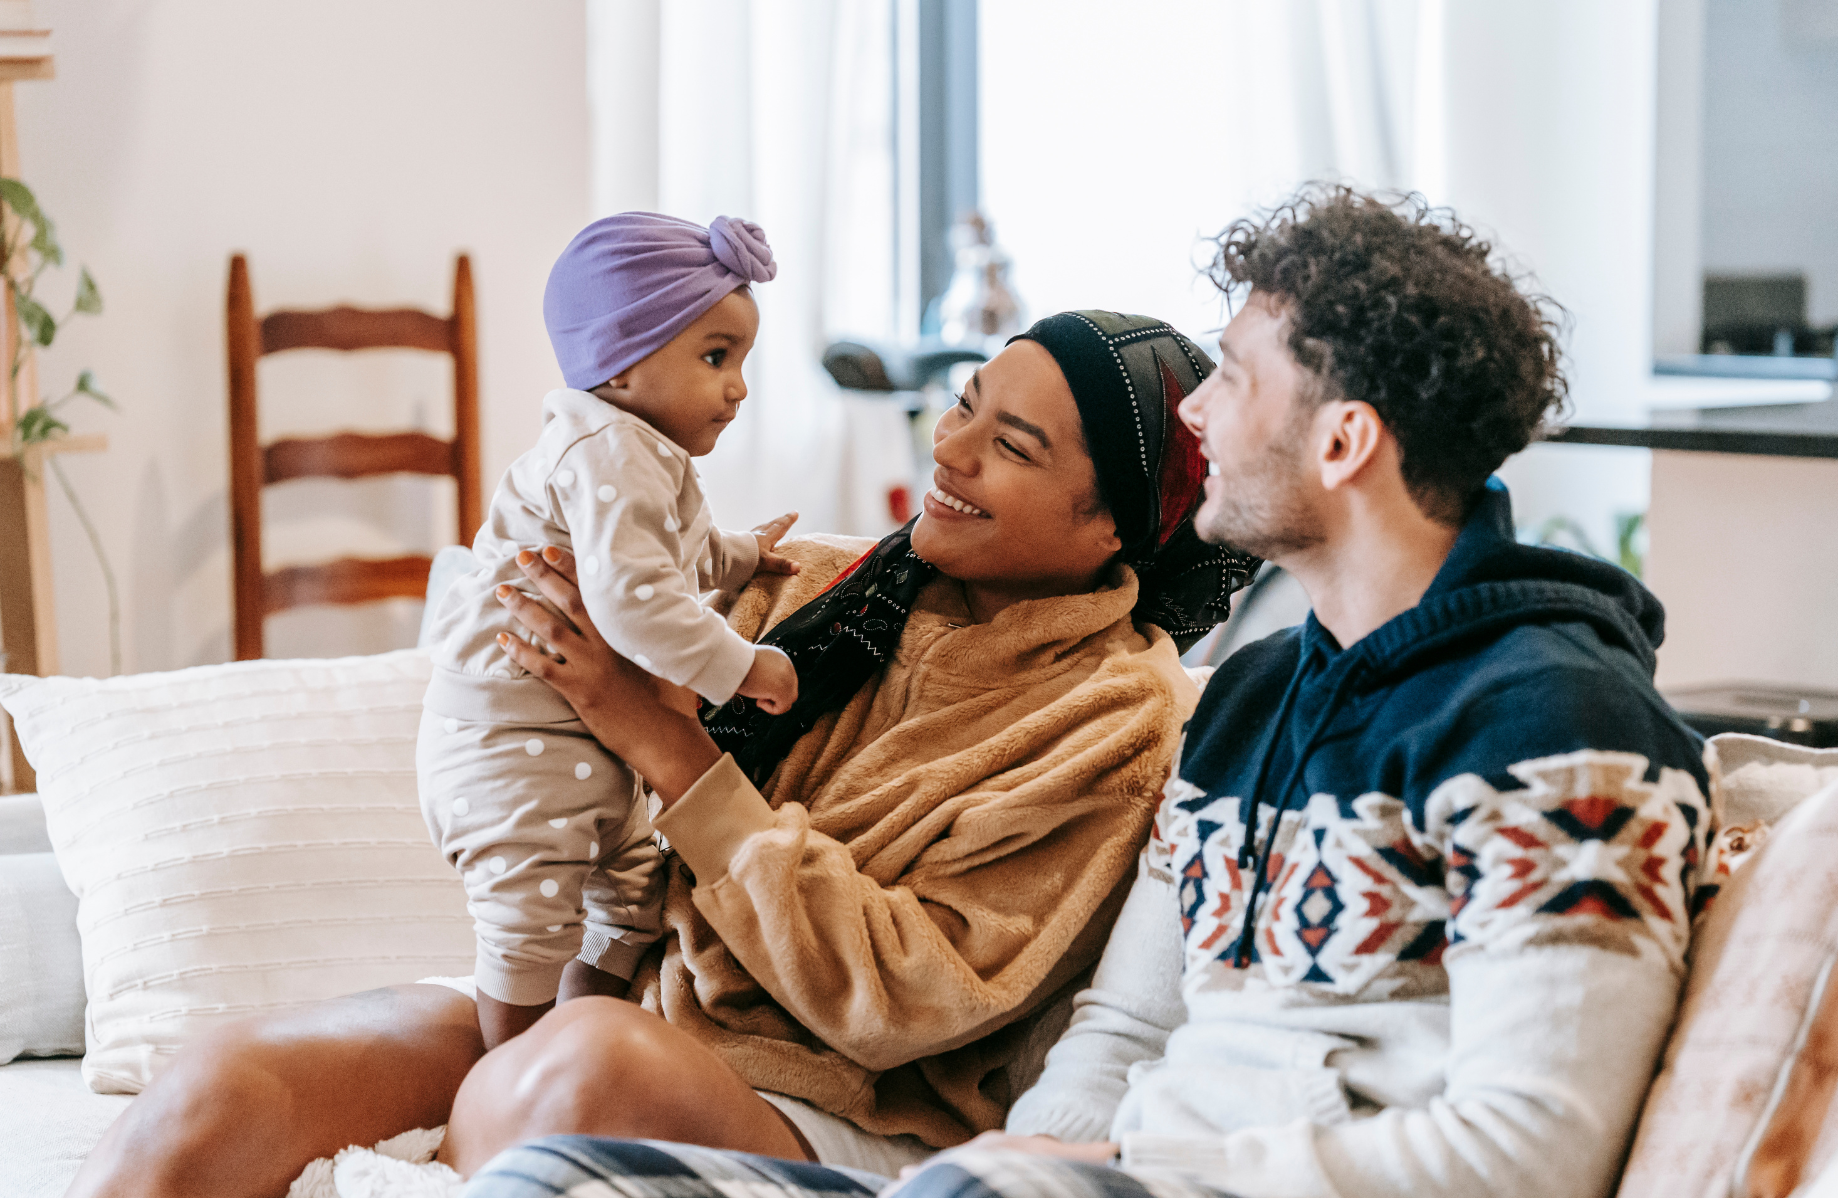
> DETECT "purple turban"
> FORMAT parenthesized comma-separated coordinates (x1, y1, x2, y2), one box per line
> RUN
(543, 212, 777, 390)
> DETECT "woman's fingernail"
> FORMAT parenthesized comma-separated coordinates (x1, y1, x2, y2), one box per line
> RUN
(496, 632, 509, 645)
(516, 549, 534, 566)
(543, 546, 562, 564)
(495, 585, 512, 600)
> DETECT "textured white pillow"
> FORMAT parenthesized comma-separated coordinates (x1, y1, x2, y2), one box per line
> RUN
(0, 649, 473, 1094)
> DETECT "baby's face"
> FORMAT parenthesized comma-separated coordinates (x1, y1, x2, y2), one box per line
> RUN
(604, 289, 760, 455)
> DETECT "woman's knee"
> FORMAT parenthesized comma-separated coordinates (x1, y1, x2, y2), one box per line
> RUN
(447, 996, 798, 1174)
(496, 997, 677, 1120)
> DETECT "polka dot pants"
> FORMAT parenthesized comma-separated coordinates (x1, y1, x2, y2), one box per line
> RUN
(416, 709, 665, 1007)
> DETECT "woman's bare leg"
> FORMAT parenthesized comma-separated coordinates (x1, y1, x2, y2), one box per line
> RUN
(67, 984, 483, 1198)
(440, 996, 810, 1176)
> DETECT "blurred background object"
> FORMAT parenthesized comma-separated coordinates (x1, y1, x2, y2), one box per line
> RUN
(930, 210, 1021, 351)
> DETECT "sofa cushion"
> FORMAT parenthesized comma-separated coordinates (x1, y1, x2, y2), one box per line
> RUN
(1617, 733, 1838, 1198)
(0, 1058, 130, 1198)
(0, 649, 473, 1094)
(0, 851, 85, 1063)
(0, 793, 52, 854)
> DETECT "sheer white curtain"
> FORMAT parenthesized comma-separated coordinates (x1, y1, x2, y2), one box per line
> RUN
(585, 0, 913, 538)
(1231, 0, 1433, 201)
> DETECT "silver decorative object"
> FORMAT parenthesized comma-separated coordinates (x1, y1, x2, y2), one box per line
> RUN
(935, 211, 1022, 351)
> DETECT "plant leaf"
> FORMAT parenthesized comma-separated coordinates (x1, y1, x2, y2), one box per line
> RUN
(0, 177, 42, 226)
(30, 216, 61, 267)
(16, 293, 55, 346)
(74, 369, 114, 407)
(15, 404, 68, 445)
(72, 267, 101, 314)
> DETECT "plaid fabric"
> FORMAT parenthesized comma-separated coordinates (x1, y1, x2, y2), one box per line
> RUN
(464, 1138, 1239, 1198)
(462, 1135, 886, 1198)
(890, 1150, 1238, 1198)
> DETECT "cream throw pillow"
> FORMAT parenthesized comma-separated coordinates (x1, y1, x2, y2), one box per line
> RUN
(1616, 735, 1838, 1198)
(0, 649, 473, 1094)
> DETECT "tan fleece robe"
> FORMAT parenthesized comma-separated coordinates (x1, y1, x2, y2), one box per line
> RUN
(641, 535, 1199, 1148)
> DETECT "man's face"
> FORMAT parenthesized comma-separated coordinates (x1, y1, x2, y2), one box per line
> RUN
(1178, 290, 1327, 561)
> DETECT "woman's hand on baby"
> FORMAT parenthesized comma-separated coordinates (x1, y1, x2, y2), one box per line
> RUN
(496, 545, 719, 803)
(737, 645, 798, 714)
(753, 511, 802, 576)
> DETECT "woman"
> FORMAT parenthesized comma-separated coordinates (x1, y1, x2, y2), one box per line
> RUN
(69, 312, 1256, 1197)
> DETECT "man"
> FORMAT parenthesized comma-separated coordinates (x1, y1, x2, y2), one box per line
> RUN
(927, 186, 1710, 1198)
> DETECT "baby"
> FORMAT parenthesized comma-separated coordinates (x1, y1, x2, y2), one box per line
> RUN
(418, 212, 798, 1043)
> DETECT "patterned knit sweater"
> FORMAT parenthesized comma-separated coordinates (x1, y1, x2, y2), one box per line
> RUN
(642, 535, 1199, 1147)
(1007, 483, 1711, 1198)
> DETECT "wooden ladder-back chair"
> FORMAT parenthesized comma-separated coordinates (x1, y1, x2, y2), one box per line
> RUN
(226, 254, 481, 660)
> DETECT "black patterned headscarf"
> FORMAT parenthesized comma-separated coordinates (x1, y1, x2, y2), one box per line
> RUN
(1012, 310, 1261, 648)
(702, 309, 1260, 785)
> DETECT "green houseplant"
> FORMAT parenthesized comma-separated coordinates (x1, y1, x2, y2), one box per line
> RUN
(2, 176, 122, 674)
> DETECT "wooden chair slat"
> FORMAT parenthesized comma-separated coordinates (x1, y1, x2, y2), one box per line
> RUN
(260, 307, 453, 355)
(264, 432, 456, 484)
(263, 555, 435, 613)
(227, 253, 481, 659)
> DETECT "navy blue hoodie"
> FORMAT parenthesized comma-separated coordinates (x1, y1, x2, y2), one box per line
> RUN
(1174, 479, 1710, 982)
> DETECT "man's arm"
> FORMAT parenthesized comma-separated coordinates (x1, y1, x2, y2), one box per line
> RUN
(1117, 939, 1681, 1198)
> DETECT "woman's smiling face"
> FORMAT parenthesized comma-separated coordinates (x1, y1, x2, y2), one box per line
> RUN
(912, 338, 1123, 602)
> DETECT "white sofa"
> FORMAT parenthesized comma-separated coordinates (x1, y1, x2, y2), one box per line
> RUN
(0, 549, 481, 1196)
(0, 791, 131, 1194)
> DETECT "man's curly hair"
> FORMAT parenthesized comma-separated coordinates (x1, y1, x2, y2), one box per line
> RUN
(1209, 184, 1569, 524)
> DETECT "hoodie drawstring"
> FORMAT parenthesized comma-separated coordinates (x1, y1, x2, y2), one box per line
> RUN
(1233, 662, 1364, 968)
(1237, 664, 1309, 873)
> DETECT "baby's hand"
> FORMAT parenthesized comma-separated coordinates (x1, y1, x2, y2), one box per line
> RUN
(753, 512, 802, 576)
(737, 646, 798, 714)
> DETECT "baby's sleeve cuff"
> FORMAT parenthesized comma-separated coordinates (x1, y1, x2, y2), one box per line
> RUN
(684, 632, 759, 705)
(708, 527, 761, 593)
(473, 953, 568, 1008)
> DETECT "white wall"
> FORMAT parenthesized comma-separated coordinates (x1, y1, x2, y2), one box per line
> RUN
(1435, 1, 1660, 555)
(20, 0, 589, 676)
(1700, 0, 1838, 324)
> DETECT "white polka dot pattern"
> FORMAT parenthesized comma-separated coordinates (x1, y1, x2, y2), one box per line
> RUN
(655, 441, 672, 457)
(489, 857, 507, 875)
(574, 762, 592, 780)
(663, 516, 678, 533)
(634, 584, 655, 601)
(524, 738, 544, 757)
(548, 817, 568, 829)
(547, 924, 564, 933)
(597, 484, 617, 502)
(443, 717, 460, 734)
(539, 879, 560, 898)
(589, 841, 599, 859)
(555, 469, 576, 487)
(633, 654, 652, 670)
(583, 556, 600, 576)
(453, 798, 470, 816)
(0, 649, 472, 1095)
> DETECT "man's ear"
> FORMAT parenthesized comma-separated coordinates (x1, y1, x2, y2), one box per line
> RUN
(1314, 400, 1385, 493)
